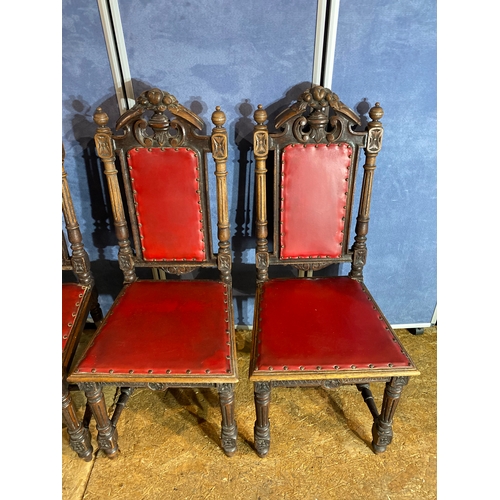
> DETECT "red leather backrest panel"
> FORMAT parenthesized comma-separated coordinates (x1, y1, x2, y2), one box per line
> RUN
(127, 148, 206, 261)
(280, 143, 352, 259)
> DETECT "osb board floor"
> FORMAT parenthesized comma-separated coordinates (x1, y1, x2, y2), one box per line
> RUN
(63, 326, 436, 500)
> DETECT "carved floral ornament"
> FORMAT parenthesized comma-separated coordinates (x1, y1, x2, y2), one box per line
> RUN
(272, 85, 363, 144)
(96, 88, 206, 149)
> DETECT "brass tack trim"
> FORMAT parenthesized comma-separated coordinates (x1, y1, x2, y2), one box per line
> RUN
(166, 370, 171, 374)
(299, 366, 304, 370)
(148, 370, 153, 374)
(388, 363, 393, 367)
(186, 369, 191, 374)
(351, 365, 356, 369)
(109, 369, 113, 374)
(334, 365, 339, 370)
(63, 335, 68, 339)
(369, 364, 375, 368)
(206, 369, 211, 374)
(129, 370, 134, 374)
(268, 366, 273, 371)
(283, 366, 288, 370)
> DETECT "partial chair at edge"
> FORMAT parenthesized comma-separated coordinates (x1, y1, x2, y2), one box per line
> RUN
(249, 85, 420, 457)
(62, 144, 103, 461)
(68, 89, 238, 458)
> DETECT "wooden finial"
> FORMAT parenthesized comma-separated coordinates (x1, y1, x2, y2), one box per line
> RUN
(369, 102, 384, 122)
(212, 106, 226, 127)
(93, 107, 109, 127)
(254, 104, 267, 125)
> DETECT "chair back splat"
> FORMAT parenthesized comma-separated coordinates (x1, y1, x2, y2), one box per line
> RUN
(249, 85, 419, 458)
(68, 89, 238, 458)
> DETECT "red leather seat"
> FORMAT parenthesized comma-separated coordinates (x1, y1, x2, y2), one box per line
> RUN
(74, 280, 233, 376)
(254, 277, 412, 373)
(62, 283, 90, 352)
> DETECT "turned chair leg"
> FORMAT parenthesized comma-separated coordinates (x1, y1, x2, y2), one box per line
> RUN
(372, 376, 409, 454)
(111, 387, 134, 428)
(217, 383, 238, 457)
(89, 289, 104, 326)
(62, 380, 93, 461)
(82, 382, 119, 458)
(254, 382, 271, 457)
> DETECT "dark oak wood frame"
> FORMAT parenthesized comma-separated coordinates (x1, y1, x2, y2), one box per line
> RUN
(62, 144, 103, 461)
(249, 85, 419, 457)
(68, 89, 238, 458)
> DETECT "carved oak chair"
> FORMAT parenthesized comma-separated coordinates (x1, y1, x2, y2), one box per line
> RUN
(249, 85, 419, 457)
(62, 144, 103, 461)
(68, 89, 238, 458)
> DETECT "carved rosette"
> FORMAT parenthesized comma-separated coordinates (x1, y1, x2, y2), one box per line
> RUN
(254, 130, 268, 157)
(255, 251, 269, 270)
(147, 383, 168, 391)
(95, 132, 114, 160)
(118, 253, 135, 272)
(367, 127, 383, 153)
(293, 262, 330, 272)
(212, 133, 227, 160)
(218, 253, 232, 272)
(162, 266, 194, 275)
(353, 248, 367, 267)
(71, 255, 89, 275)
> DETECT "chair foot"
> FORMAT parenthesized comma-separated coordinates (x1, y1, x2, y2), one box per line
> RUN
(254, 382, 271, 457)
(218, 383, 238, 456)
(222, 438, 237, 458)
(371, 376, 408, 454)
(371, 421, 392, 454)
(254, 424, 270, 458)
